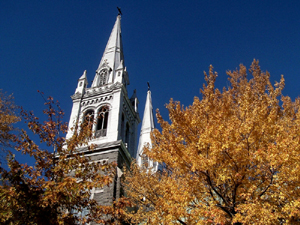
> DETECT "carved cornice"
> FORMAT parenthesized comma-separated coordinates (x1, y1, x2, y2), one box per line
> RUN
(71, 82, 123, 100)
(71, 92, 82, 100)
(75, 140, 132, 168)
(81, 95, 113, 107)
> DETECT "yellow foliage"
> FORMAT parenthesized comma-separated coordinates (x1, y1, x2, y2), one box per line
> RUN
(0, 93, 125, 224)
(0, 90, 20, 149)
(125, 60, 300, 224)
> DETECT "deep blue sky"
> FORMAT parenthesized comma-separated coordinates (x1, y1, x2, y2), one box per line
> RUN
(1, 1, 300, 131)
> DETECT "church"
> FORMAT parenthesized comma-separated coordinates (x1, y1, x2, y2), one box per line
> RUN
(66, 13, 156, 206)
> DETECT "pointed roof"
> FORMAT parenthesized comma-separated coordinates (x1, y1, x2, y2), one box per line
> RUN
(130, 89, 137, 101)
(140, 90, 155, 135)
(79, 70, 87, 80)
(136, 89, 156, 170)
(97, 15, 124, 73)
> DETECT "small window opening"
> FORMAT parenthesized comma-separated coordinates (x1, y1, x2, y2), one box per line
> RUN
(84, 110, 94, 130)
(95, 106, 109, 137)
(99, 70, 108, 86)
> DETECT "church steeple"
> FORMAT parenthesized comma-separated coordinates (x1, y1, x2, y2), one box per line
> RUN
(66, 12, 141, 208)
(92, 15, 129, 88)
(136, 86, 157, 171)
(67, 14, 140, 157)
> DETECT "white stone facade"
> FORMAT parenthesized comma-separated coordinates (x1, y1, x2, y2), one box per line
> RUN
(66, 15, 140, 159)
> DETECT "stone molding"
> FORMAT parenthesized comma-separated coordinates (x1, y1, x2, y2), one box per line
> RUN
(81, 95, 113, 107)
(77, 140, 132, 168)
(71, 82, 123, 100)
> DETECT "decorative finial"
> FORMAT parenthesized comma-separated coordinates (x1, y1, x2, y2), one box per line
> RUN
(147, 82, 150, 91)
(117, 7, 122, 15)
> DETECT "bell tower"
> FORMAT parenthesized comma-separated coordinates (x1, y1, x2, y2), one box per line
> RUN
(66, 15, 140, 205)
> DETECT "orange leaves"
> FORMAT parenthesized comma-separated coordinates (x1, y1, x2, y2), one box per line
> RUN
(0, 94, 120, 224)
(124, 60, 300, 224)
(0, 91, 20, 148)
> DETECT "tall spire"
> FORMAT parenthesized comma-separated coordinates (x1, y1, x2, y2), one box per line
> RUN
(92, 15, 127, 88)
(136, 88, 157, 171)
(98, 15, 123, 71)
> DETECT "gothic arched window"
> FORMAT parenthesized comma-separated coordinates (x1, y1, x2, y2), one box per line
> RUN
(95, 106, 109, 138)
(84, 110, 94, 130)
(99, 69, 108, 86)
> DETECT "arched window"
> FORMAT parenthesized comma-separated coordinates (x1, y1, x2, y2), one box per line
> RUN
(95, 106, 109, 138)
(84, 110, 94, 130)
(99, 69, 108, 86)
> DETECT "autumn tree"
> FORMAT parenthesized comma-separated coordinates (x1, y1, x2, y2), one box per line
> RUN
(0, 90, 20, 152)
(0, 94, 128, 224)
(125, 60, 300, 224)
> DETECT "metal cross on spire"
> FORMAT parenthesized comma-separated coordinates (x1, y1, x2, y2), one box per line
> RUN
(117, 7, 122, 15)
